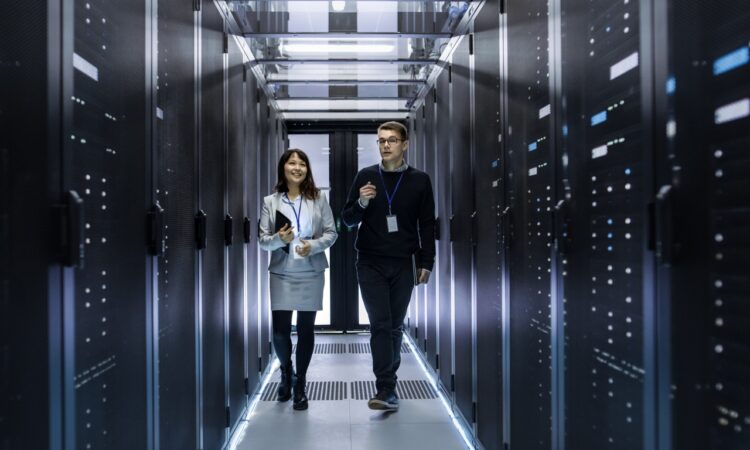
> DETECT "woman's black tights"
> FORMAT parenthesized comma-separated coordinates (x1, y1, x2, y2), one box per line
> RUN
(272, 310, 317, 377)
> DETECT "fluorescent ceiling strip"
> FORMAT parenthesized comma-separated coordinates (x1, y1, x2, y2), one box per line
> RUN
(283, 44, 395, 53)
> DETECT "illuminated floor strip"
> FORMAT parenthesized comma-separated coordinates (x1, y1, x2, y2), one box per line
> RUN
(401, 333, 476, 450)
(226, 358, 280, 450)
(226, 333, 473, 450)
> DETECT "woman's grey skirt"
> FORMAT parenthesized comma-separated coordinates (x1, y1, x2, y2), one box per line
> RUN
(269, 270, 324, 311)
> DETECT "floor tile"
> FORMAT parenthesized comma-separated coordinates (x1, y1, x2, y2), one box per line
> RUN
(350, 423, 468, 450)
(232, 334, 468, 450)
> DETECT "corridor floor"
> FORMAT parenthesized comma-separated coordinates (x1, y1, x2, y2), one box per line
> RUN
(231, 333, 470, 450)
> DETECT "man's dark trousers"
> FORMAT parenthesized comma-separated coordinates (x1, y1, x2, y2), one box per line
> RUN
(356, 254, 415, 393)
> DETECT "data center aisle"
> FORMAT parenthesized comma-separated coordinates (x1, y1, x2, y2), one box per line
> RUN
(232, 334, 469, 450)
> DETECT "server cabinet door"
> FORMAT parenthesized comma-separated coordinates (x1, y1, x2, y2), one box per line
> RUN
(558, 0, 654, 448)
(665, 1, 750, 448)
(406, 116, 418, 340)
(451, 37, 475, 425)
(1, 4, 65, 448)
(473, 5, 504, 448)
(423, 92, 439, 370)
(506, 0, 555, 447)
(67, 0, 151, 448)
(226, 37, 247, 428)
(258, 97, 271, 370)
(435, 69, 454, 393)
(154, 0, 197, 448)
(417, 107, 429, 355)
(199, 4, 227, 449)
(244, 75, 261, 395)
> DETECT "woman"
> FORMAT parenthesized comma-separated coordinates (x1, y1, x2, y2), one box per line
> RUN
(259, 148, 337, 410)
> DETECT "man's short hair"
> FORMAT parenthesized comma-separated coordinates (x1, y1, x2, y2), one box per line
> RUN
(377, 121, 408, 141)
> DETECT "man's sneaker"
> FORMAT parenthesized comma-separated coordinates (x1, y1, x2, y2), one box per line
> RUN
(368, 390, 399, 411)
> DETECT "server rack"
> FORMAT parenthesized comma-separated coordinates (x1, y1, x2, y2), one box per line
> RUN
(435, 67, 454, 395)
(154, 0, 199, 448)
(662, 1, 750, 449)
(473, 1, 504, 448)
(258, 93, 272, 370)
(199, 2, 228, 448)
(407, 116, 419, 341)
(1, 3, 69, 449)
(557, 0, 657, 449)
(417, 111, 426, 345)
(244, 67, 262, 408)
(505, 0, 555, 447)
(67, 0, 153, 448)
(423, 91, 440, 370)
(226, 35, 248, 430)
(451, 34, 476, 427)
(4, 2, 276, 449)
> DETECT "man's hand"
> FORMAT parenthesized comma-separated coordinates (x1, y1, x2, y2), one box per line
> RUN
(359, 181, 377, 207)
(295, 239, 312, 257)
(278, 223, 294, 244)
(417, 269, 430, 285)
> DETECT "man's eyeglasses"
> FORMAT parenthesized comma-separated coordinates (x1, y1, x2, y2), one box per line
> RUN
(377, 137, 405, 146)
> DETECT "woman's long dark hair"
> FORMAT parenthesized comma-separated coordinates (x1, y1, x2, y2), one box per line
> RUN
(274, 149, 320, 200)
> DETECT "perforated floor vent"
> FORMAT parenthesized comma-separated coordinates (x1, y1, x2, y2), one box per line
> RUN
(261, 381, 348, 401)
(291, 343, 347, 354)
(350, 380, 437, 400)
(348, 343, 412, 354)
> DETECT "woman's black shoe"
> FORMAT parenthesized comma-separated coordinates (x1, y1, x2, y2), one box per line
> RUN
(276, 363, 295, 402)
(292, 376, 308, 410)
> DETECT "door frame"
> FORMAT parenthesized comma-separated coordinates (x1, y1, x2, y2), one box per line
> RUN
(286, 121, 385, 331)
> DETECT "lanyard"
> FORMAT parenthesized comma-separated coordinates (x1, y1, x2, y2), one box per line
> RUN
(283, 193, 303, 232)
(378, 165, 406, 215)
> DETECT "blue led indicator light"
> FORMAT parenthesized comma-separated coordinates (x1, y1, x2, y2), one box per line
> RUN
(492, 160, 499, 168)
(607, 245, 614, 252)
(625, 168, 632, 175)
(607, 218, 613, 225)
(666, 77, 676, 94)
(713, 47, 749, 76)
(528, 142, 538, 151)
(562, 125, 569, 136)
(591, 110, 608, 126)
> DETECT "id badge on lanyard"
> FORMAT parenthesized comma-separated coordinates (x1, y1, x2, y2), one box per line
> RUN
(379, 165, 405, 234)
(386, 214, 398, 233)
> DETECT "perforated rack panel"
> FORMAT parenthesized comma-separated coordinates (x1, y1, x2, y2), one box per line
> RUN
(559, 0, 651, 448)
(199, 3, 227, 448)
(506, 0, 554, 447)
(154, 0, 198, 447)
(70, 0, 149, 448)
(450, 36, 475, 425)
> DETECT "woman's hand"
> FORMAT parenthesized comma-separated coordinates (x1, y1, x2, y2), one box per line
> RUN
(278, 223, 294, 244)
(295, 239, 312, 257)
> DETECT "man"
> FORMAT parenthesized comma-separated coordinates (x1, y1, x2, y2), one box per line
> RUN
(341, 121, 436, 411)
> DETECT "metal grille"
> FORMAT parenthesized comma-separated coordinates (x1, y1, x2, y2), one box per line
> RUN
(292, 343, 347, 354)
(350, 380, 437, 400)
(348, 343, 412, 354)
(261, 381, 347, 401)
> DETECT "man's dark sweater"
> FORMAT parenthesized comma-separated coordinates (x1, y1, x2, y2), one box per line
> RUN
(341, 164, 436, 271)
